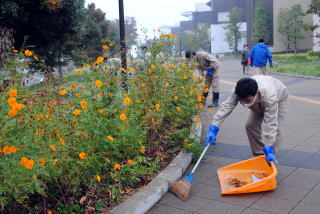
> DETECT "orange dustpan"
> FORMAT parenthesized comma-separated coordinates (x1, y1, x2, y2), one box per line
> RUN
(217, 155, 277, 195)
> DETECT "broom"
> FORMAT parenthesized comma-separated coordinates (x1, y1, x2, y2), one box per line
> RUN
(169, 144, 210, 201)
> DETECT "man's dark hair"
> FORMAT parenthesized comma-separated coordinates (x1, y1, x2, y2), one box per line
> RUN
(243, 44, 248, 48)
(258, 39, 264, 43)
(235, 78, 258, 99)
(185, 51, 196, 59)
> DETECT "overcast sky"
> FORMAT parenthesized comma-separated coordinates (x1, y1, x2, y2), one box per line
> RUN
(86, 0, 207, 38)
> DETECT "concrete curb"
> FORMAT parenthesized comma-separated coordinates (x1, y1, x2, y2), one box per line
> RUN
(269, 71, 320, 80)
(110, 115, 202, 214)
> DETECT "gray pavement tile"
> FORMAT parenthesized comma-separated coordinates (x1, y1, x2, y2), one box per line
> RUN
(190, 182, 221, 200)
(147, 204, 192, 214)
(301, 190, 320, 205)
(215, 193, 263, 207)
(190, 171, 217, 185)
(240, 208, 273, 214)
(278, 150, 314, 167)
(263, 185, 309, 201)
(292, 145, 320, 153)
(277, 165, 297, 175)
(165, 195, 212, 212)
(280, 174, 319, 190)
(290, 167, 320, 178)
(251, 196, 297, 214)
(312, 182, 320, 191)
(195, 201, 246, 214)
(158, 192, 177, 205)
(289, 202, 320, 214)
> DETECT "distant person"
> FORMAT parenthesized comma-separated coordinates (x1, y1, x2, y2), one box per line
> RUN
(250, 39, 273, 75)
(241, 44, 250, 74)
(186, 50, 221, 107)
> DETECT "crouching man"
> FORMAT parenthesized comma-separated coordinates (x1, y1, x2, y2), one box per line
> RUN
(205, 75, 289, 165)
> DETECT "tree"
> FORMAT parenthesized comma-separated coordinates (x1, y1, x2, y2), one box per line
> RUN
(224, 7, 244, 54)
(277, 5, 305, 53)
(111, 17, 139, 49)
(306, 0, 320, 45)
(252, 2, 271, 43)
(175, 24, 211, 53)
(0, 0, 86, 76)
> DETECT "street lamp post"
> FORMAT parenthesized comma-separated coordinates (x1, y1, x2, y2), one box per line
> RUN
(118, 0, 127, 87)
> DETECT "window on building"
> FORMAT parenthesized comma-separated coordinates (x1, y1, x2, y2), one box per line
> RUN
(218, 12, 230, 22)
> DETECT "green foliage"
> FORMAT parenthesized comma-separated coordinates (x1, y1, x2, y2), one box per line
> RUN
(224, 7, 244, 54)
(274, 60, 320, 76)
(0, 35, 203, 213)
(175, 24, 211, 53)
(306, 0, 320, 44)
(110, 17, 139, 49)
(277, 5, 305, 52)
(252, 2, 271, 43)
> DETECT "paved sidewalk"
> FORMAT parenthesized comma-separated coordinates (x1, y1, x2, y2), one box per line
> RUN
(148, 59, 320, 214)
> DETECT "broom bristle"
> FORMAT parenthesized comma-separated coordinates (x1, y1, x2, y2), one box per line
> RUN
(169, 178, 192, 201)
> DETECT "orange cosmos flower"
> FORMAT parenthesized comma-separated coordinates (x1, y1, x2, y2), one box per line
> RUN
(140, 83, 146, 88)
(127, 159, 135, 166)
(184, 139, 189, 143)
(140, 147, 146, 153)
(123, 97, 131, 105)
(24, 49, 32, 56)
(38, 158, 46, 166)
(8, 109, 18, 118)
(75, 70, 84, 74)
(155, 104, 160, 111)
(50, 145, 56, 152)
(8, 97, 16, 105)
(150, 64, 156, 69)
(102, 45, 109, 50)
(79, 152, 86, 160)
(73, 109, 81, 116)
(95, 80, 102, 87)
(176, 106, 181, 112)
(70, 84, 76, 89)
(8, 89, 18, 97)
(169, 34, 175, 39)
(114, 163, 121, 171)
(107, 136, 114, 141)
(98, 109, 105, 114)
(173, 96, 179, 100)
(96, 175, 101, 182)
(34, 56, 39, 60)
(120, 113, 126, 121)
(194, 118, 201, 123)
(95, 56, 104, 64)
(59, 90, 67, 95)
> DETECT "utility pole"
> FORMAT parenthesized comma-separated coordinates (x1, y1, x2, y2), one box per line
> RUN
(118, 0, 127, 88)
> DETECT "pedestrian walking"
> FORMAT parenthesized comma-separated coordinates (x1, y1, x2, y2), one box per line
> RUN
(241, 44, 250, 74)
(186, 50, 221, 107)
(250, 39, 273, 75)
(205, 75, 289, 165)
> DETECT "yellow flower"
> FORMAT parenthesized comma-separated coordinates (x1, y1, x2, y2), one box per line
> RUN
(176, 106, 181, 112)
(148, 69, 152, 74)
(59, 90, 67, 95)
(50, 145, 56, 152)
(135, 99, 141, 103)
(47, 210, 53, 214)
(163, 65, 169, 69)
(70, 84, 76, 89)
(33, 55, 39, 60)
(127, 159, 135, 166)
(53, 159, 59, 165)
(129, 67, 135, 73)
(13, 49, 18, 53)
(102, 45, 109, 50)
(150, 64, 156, 69)
(33, 175, 37, 180)
(24, 49, 32, 56)
(79, 152, 86, 160)
(155, 104, 160, 111)
(107, 136, 115, 141)
(98, 109, 105, 114)
(169, 34, 175, 39)
(95, 80, 102, 87)
(109, 42, 114, 46)
(114, 163, 121, 171)
(121, 67, 127, 73)
(80, 100, 88, 106)
(82, 64, 89, 67)
(120, 113, 126, 121)
(75, 92, 81, 98)
(173, 96, 179, 100)
(95, 56, 104, 64)
(96, 175, 101, 182)
(123, 97, 131, 105)
(184, 73, 188, 79)
(8, 89, 18, 97)
(73, 109, 81, 116)
(198, 103, 204, 110)
(140, 147, 146, 153)
(59, 137, 65, 146)
(109, 93, 113, 97)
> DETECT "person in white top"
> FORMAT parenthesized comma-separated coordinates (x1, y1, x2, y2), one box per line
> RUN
(205, 75, 289, 165)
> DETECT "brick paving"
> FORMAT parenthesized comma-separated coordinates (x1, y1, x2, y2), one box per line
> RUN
(148, 59, 320, 214)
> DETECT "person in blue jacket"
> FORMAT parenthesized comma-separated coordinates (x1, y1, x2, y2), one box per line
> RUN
(250, 39, 273, 75)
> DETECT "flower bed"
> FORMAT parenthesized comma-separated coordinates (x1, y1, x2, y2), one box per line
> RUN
(0, 36, 204, 213)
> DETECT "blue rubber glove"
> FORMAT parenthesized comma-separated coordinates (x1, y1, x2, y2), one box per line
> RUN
(205, 125, 219, 146)
(206, 68, 214, 75)
(263, 146, 278, 166)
